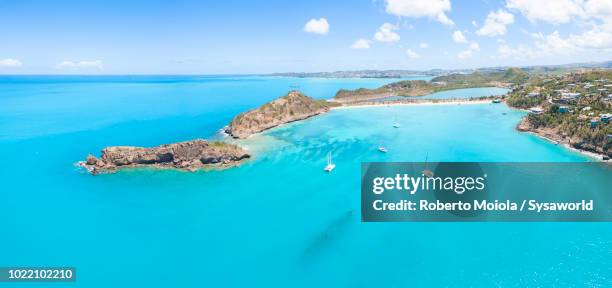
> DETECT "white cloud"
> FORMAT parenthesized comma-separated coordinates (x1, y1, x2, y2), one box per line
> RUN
(569, 25, 612, 49)
(503, 0, 612, 54)
(374, 23, 400, 42)
(469, 42, 480, 51)
(476, 10, 515, 37)
(419, 42, 429, 48)
(497, 44, 514, 57)
(406, 49, 420, 59)
(569, 0, 612, 49)
(385, 0, 454, 26)
(457, 50, 472, 59)
(472, 20, 478, 27)
(452, 30, 468, 43)
(351, 38, 371, 49)
(506, 0, 584, 24)
(304, 18, 329, 35)
(584, 0, 612, 20)
(56, 60, 104, 70)
(497, 23, 612, 61)
(0, 58, 23, 68)
(533, 31, 574, 53)
(496, 31, 575, 59)
(458, 42, 480, 59)
(507, 0, 612, 25)
(496, 43, 536, 59)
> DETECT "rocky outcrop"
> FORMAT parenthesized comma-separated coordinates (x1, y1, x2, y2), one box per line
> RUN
(80, 139, 250, 174)
(516, 117, 533, 132)
(225, 91, 331, 139)
(516, 117, 612, 159)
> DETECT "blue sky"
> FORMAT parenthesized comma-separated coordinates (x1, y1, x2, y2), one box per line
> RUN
(0, 0, 611, 74)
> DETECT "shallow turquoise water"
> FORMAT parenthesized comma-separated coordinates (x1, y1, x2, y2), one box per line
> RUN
(0, 76, 610, 287)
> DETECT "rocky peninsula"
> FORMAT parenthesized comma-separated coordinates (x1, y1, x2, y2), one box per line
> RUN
(81, 90, 335, 174)
(80, 139, 250, 174)
(517, 117, 611, 160)
(226, 90, 334, 138)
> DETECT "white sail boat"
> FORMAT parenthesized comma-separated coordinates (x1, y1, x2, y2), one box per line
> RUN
(324, 152, 336, 172)
(392, 116, 400, 128)
(378, 145, 388, 153)
(422, 153, 434, 178)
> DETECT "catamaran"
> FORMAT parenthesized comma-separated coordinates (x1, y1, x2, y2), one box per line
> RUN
(324, 152, 336, 172)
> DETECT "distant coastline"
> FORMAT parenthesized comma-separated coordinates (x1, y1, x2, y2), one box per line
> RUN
(267, 60, 612, 79)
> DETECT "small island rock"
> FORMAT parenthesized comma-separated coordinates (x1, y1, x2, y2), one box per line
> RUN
(80, 139, 250, 174)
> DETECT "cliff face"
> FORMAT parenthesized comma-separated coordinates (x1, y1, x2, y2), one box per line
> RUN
(226, 91, 330, 138)
(81, 139, 250, 174)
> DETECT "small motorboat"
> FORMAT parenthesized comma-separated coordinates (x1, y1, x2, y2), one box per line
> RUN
(378, 146, 388, 153)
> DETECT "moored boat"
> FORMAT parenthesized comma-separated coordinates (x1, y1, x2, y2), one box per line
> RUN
(324, 152, 336, 172)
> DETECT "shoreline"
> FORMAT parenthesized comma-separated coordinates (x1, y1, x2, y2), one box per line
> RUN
(515, 115, 610, 162)
(524, 130, 608, 161)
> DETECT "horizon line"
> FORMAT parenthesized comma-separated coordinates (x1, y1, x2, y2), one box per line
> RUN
(0, 60, 610, 77)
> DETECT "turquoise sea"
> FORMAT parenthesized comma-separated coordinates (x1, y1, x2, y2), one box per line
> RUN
(0, 76, 610, 287)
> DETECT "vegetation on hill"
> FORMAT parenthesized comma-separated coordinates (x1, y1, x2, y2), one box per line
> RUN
(509, 70, 612, 158)
(226, 91, 333, 138)
(334, 68, 529, 103)
(431, 67, 529, 86)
